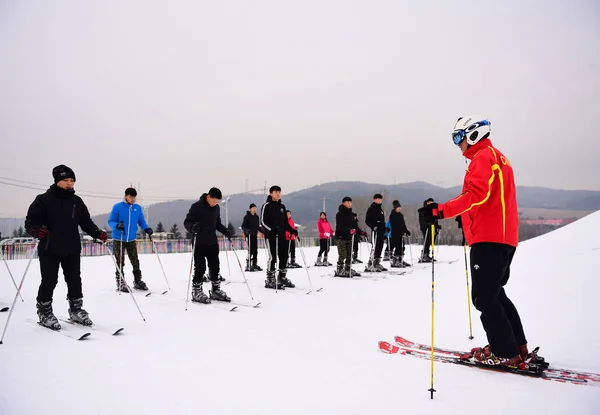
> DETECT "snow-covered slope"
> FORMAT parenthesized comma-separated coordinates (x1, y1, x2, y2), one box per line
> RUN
(1, 211, 599, 414)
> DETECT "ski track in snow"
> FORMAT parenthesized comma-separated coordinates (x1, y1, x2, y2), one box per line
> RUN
(1, 212, 600, 414)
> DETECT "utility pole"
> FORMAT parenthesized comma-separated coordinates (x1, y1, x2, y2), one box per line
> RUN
(319, 197, 329, 214)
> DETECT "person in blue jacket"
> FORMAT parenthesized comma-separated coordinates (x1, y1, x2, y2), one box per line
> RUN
(108, 187, 153, 292)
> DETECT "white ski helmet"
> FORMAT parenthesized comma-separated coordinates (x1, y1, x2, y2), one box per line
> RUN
(452, 115, 491, 146)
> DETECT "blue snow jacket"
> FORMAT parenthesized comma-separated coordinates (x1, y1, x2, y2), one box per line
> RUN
(108, 201, 149, 242)
(384, 220, 392, 239)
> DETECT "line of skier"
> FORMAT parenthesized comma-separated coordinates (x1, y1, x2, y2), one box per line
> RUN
(12, 114, 532, 370)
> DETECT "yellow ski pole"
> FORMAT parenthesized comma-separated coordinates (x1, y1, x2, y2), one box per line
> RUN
(428, 224, 436, 399)
(463, 240, 474, 340)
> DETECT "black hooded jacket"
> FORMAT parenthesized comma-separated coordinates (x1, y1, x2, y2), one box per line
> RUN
(335, 204, 358, 241)
(25, 185, 102, 255)
(389, 209, 408, 240)
(365, 202, 385, 230)
(184, 193, 229, 245)
(260, 195, 295, 238)
(241, 211, 261, 236)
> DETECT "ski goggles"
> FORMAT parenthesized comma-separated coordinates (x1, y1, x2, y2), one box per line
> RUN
(452, 120, 490, 145)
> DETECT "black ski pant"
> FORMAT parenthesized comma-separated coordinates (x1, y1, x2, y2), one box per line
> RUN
(246, 234, 258, 265)
(193, 243, 220, 283)
(392, 235, 404, 257)
(317, 238, 329, 258)
(353, 235, 359, 258)
(287, 239, 296, 261)
(371, 229, 384, 259)
(266, 234, 288, 273)
(37, 250, 83, 303)
(421, 228, 431, 256)
(470, 242, 527, 358)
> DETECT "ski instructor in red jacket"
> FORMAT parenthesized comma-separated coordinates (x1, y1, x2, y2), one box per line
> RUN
(419, 115, 529, 368)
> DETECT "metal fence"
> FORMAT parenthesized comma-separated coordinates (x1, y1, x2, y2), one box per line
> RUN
(1, 236, 326, 260)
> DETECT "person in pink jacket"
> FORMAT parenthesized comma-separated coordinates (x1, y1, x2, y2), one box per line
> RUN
(315, 212, 333, 266)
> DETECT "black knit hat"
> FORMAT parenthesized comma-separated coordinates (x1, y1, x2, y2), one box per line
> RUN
(249, 203, 256, 209)
(392, 200, 401, 209)
(342, 196, 352, 203)
(52, 165, 76, 184)
(125, 187, 137, 197)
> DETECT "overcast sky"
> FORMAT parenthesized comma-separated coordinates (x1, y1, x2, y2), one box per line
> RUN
(1, 0, 599, 218)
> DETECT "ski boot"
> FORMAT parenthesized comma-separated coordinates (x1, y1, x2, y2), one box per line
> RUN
(390, 256, 401, 268)
(364, 259, 377, 272)
(278, 270, 295, 288)
(334, 265, 345, 277)
(216, 273, 226, 282)
(383, 251, 390, 262)
(314, 257, 323, 267)
(352, 255, 363, 264)
(265, 271, 284, 290)
(348, 266, 361, 277)
(251, 260, 263, 272)
(209, 281, 231, 302)
(36, 300, 61, 330)
(132, 270, 148, 291)
(245, 259, 253, 272)
(288, 260, 302, 268)
(468, 345, 526, 369)
(374, 258, 387, 272)
(322, 256, 333, 267)
(115, 273, 130, 293)
(401, 256, 412, 267)
(68, 297, 93, 326)
(191, 281, 211, 303)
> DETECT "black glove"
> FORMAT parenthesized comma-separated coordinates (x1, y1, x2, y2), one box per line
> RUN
(116, 223, 125, 231)
(222, 231, 231, 241)
(418, 203, 442, 224)
(145, 227, 153, 236)
(191, 222, 202, 233)
(455, 216, 463, 229)
(373, 226, 379, 233)
(405, 230, 411, 236)
(291, 228, 298, 237)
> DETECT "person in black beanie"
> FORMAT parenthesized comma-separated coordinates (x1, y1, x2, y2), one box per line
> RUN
(365, 193, 387, 272)
(389, 200, 411, 267)
(334, 197, 361, 277)
(184, 187, 232, 303)
(241, 203, 263, 271)
(25, 165, 107, 330)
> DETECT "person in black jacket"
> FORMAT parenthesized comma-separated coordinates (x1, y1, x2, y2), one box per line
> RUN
(364, 193, 387, 272)
(184, 187, 231, 303)
(334, 197, 361, 277)
(419, 198, 441, 262)
(260, 185, 298, 289)
(24, 165, 107, 330)
(389, 200, 411, 267)
(241, 203, 263, 272)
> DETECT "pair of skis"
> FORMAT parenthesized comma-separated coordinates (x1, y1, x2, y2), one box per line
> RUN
(379, 335, 600, 387)
(27, 317, 124, 341)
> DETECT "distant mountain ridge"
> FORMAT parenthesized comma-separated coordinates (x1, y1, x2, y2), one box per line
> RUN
(1, 181, 598, 237)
